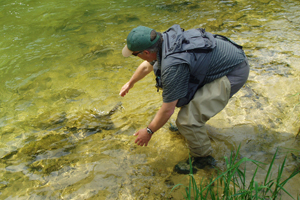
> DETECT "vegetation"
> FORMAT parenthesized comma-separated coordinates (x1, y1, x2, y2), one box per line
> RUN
(170, 145, 300, 200)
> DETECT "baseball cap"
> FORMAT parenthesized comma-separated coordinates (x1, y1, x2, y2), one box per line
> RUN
(122, 26, 160, 57)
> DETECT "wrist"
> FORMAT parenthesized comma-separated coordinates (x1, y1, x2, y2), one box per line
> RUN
(127, 81, 134, 88)
(146, 127, 154, 134)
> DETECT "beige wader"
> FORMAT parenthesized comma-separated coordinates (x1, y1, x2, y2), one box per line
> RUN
(176, 76, 231, 157)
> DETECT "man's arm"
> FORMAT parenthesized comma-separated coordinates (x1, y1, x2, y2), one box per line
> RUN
(134, 100, 178, 146)
(119, 61, 153, 97)
(132, 63, 189, 146)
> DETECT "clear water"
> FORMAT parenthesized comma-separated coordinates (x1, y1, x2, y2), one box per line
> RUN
(0, 0, 300, 199)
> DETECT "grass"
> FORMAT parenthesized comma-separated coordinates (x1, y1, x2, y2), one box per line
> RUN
(170, 145, 300, 200)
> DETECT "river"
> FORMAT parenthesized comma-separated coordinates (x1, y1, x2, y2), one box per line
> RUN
(0, 0, 299, 199)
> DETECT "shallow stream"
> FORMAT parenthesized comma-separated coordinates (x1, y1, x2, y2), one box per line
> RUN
(0, 0, 300, 199)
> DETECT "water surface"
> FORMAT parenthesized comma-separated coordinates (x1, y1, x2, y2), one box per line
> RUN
(0, 0, 300, 199)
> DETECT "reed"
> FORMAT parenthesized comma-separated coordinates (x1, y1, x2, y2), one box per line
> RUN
(170, 145, 300, 200)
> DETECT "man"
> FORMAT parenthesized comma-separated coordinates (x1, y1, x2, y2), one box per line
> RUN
(120, 25, 249, 172)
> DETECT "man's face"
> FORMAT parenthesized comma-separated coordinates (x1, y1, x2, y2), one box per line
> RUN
(135, 50, 157, 63)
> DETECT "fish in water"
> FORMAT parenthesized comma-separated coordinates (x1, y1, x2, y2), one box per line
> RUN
(65, 102, 122, 133)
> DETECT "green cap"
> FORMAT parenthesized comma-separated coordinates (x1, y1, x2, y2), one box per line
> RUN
(122, 26, 160, 57)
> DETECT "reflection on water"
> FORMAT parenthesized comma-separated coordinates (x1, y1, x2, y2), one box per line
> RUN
(0, 0, 300, 199)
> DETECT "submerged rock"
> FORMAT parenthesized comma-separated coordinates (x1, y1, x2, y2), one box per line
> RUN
(33, 112, 67, 129)
(1, 102, 122, 175)
(33, 102, 122, 133)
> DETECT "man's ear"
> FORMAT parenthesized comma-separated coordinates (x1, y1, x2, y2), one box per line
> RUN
(143, 50, 150, 54)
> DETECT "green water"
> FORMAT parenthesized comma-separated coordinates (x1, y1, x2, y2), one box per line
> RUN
(0, 0, 300, 199)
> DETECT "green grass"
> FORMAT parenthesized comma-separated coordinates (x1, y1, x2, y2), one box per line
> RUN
(170, 145, 300, 200)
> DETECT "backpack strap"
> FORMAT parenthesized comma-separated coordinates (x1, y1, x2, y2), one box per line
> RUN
(214, 34, 243, 49)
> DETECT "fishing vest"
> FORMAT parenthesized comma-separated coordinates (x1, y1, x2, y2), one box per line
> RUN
(154, 24, 243, 107)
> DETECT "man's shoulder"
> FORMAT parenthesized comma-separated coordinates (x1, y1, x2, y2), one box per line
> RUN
(161, 64, 190, 80)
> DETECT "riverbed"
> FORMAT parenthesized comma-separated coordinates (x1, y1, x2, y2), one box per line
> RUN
(0, 0, 299, 199)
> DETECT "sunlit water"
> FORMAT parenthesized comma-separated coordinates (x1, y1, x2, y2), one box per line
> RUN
(0, 0, 299, 199)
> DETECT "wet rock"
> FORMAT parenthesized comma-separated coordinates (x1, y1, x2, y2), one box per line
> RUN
(0, 131, 73, 171)
(1, 126, 15, 135)
(18, 133, 70, 156)
(33, 112, 67, 129)
(1, 150, 18, 160)
(1, 131, 77, 174)
(30, 157, 80, 174)
(0, 102, 123, 175)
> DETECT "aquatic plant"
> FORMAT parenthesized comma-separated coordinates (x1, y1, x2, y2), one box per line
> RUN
(170, 145, 300, 200)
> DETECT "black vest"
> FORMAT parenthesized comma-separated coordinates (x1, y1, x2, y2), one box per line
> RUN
(154, 25, 243, 107)
(154, 24, 216, 107)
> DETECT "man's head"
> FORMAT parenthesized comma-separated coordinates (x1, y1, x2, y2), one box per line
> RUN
(122, 26, 161, 60)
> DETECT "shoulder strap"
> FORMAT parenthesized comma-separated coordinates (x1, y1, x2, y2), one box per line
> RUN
(214, 34, 243, 49)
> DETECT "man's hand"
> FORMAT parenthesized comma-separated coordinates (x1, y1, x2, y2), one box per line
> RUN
(119, 82, 133, 97)
(133, 101, 178, 147)
(134, 128, 152, 146)
(119, 61, 154, 97)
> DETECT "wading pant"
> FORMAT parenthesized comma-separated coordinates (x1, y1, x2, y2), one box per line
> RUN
(176, 59, 249, 157)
